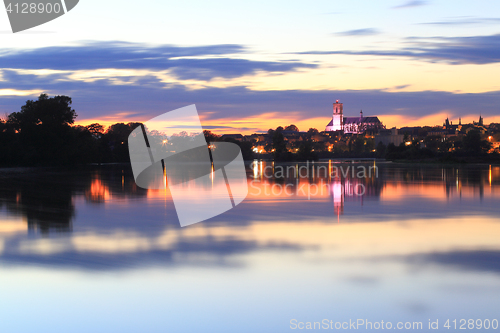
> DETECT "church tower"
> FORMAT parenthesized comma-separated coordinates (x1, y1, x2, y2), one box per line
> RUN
(326, 100, 343, 131)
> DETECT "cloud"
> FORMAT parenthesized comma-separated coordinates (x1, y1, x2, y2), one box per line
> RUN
(2, 55, 500, 132)
(168, 58, 317, 80)
(393, 0, 428, 9)
(334, 28, 380, 37)
(297, 33, 500, 64)
(407, 250, 500, 274)
(2, 68, 500, 131)
(419, 17, 500, 26)
(0, 42, 316, 80)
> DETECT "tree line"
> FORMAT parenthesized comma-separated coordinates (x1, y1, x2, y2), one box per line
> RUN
(0, 94, 255, 166)
(1, 94, 497, 166)
(0, 94, 142, 166)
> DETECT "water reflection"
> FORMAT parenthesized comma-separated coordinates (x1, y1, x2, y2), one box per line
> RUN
(0, 162, 498, 268)
(0, 167, 148, 234)
(1, 162, 500, 332)
(0, 170, 74, 233)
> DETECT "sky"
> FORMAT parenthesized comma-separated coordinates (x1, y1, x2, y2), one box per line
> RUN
(1, 0, 500, 133)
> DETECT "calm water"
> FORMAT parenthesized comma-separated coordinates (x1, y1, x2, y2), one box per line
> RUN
(0, 162, 499, 332)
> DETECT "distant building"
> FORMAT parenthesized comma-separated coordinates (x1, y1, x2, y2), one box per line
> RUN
(443, 117, 460, 135)
(375, 127, 405, 147)
(473, 115, 484, 126)
(325, 100, 344, 132)
(325, 100, 384, 134)
(244, 134, 266, 142)
(489, 134, 500, 152)
(280, 130, 307, 143)
(220, 134, 243, 141)
(459, 115, 488, 134)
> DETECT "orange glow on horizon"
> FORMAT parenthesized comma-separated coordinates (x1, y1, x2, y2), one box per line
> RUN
(75, 111, 500, 135)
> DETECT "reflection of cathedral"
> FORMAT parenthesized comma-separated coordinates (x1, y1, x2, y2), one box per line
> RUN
(330, 173, 383, 222)
(325, 100, 384, 134)
(332, 181, 344, 220)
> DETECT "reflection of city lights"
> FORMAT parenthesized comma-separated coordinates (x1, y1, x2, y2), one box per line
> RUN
(489, 165, 492, 187)
(211, 164, 214, 186)
(164, 167, 167, 188)
(86, 179, 110, 202)
(253, 161, 259, 179)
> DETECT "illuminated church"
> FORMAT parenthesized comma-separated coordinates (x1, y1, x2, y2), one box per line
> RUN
(325, 100, 384, 134)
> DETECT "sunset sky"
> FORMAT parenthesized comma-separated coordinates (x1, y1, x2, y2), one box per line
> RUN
(1, 0, 500, 133)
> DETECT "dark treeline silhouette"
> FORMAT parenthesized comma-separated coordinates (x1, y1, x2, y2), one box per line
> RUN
(0, 94, 142, 166)
(2, 95, 498, 165)
(203, 129, 255, 160)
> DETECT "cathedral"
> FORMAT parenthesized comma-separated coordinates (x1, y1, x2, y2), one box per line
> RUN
(325, 100, 384, 134)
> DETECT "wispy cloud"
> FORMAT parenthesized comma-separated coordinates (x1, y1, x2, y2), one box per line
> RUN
(407, 250, 500, 274)
(393, 0, 428, 9)
(0, 42, 316, 80)
(334, 28, 380, 37)
(1, 41, 499, 131)
(1, 68, 499, 130)
(297, 34, 500, 64)
(419, 17, 500, 26)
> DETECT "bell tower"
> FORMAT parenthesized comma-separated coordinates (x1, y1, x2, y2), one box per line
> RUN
(332, 100, 343, 131)
(325, 100, 344, 132)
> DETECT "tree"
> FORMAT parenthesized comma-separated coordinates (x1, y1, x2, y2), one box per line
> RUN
(353, 136, 365, 153)
(376, 141, 386, 157)
(285, 124, 299, 132)
(424, 135, 442, 152)
(297, 141, 318, 161)
(272, 130, 287, 154)
(403, 131, 410, 143)
(8, 94, 76, 132)
(86, 123, 105, 138)
(463, 129, 493, 153)
(365, 138, 375, 152)
(307, 128, 319, 135)
(203, 130, 220, 143)
(103, 122, 142, 162)
(5, 94, 78, 165)
(271, 128, 292, 161)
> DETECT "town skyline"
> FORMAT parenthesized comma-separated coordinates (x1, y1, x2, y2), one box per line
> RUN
(1, 0, 500, 133)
